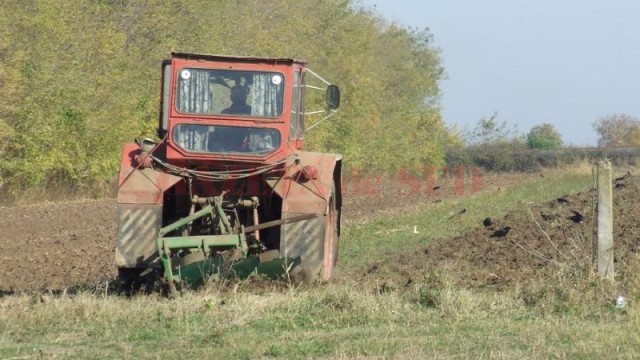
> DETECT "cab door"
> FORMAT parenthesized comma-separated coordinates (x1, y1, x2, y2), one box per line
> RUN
(289, 69, 305, 149)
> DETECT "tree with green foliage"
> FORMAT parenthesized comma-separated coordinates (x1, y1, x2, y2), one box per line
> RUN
(527, 123, 563, 149)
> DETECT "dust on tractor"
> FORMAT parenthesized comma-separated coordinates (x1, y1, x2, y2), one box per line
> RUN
(115, 53, 342, 295)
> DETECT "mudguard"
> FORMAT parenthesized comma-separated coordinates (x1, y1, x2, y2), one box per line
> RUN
(270, 151, 342, 278)
(115, 143, 182, 268)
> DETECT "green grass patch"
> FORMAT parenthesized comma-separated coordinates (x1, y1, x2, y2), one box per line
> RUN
(341, 168, 594, 271)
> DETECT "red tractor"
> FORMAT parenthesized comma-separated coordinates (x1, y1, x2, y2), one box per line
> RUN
(115, 53, 342, 294)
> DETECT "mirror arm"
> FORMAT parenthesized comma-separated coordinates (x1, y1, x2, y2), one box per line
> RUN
(304, 68, 331, 86)
(306, 110, 338, 132)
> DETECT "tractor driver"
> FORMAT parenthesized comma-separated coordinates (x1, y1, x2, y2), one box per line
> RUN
(222, 85, 252, 115)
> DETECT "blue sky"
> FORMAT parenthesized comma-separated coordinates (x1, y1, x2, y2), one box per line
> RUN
(358, 0, 640, 146)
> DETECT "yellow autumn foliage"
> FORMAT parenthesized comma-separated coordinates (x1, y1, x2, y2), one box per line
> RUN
(0, 0, 452, 191)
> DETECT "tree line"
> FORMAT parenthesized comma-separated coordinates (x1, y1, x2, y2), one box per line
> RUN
(446, 113, 640, 172)
(1, 1, 636, 196)
(0, 0, 449, 194)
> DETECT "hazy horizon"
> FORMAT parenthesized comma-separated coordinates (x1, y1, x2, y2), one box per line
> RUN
(359, 0, 640, 146)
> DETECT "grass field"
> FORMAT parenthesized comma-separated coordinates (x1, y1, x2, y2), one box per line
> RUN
(2, 166, 640, 359)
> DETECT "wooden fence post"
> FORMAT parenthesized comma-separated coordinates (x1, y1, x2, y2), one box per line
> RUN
(595, 160, 614, 280)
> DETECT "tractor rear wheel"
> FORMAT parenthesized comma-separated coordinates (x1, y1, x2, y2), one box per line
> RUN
(321, 184, 339, 281)
(117, 267, 159, 294)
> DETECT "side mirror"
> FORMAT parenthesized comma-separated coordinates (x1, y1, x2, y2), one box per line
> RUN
(326, 85, 341, 110)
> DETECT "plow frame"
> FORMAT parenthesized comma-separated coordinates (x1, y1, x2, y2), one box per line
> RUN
(155, 194, 313, 295)
(156, 199, 248, 283)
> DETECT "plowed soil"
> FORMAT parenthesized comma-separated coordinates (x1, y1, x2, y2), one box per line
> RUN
(367, 171, 640, 291)
(0, 199, 116, 294)
(1, 171, 637, 294)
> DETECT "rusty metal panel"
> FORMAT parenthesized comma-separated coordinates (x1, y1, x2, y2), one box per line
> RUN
(270, 151, 341, 277)
(277, 180, 327, 214)
(115, 204, 162, 268)
(117, 143, 182, 204)
(280, 212, 326, 276)
(117, 167, 182, 204)
(118, 168, 166, 204)
(271, 151, 341, 214)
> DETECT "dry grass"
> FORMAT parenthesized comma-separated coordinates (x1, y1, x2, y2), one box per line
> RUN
(2, 164, 640, 358)
(1, 276, 639, 359)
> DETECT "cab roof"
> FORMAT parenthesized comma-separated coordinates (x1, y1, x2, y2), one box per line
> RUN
(171, 52, 307, 66)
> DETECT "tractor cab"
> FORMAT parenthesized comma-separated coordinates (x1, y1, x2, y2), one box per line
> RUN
(158, 53, 340, 168)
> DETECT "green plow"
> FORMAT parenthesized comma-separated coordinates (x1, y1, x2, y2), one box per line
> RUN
(156, 196, 307, 296)
(174, 253, 302, 288)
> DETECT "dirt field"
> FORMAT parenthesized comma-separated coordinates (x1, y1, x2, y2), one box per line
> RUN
(1, 170, 636, 294)
(368, 170, 640, 291)
(0, 199, 116, 293)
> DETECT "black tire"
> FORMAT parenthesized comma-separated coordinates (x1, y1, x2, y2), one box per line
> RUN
(321, 183, 340, 281)
(117, 267, 159, 295)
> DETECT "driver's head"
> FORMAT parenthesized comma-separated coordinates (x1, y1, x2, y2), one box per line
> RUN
(230, 85, 249, 104)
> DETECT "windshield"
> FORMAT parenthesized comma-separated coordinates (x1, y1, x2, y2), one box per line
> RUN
(176, 68, 284, 118)
(173, 124, 280, 155)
